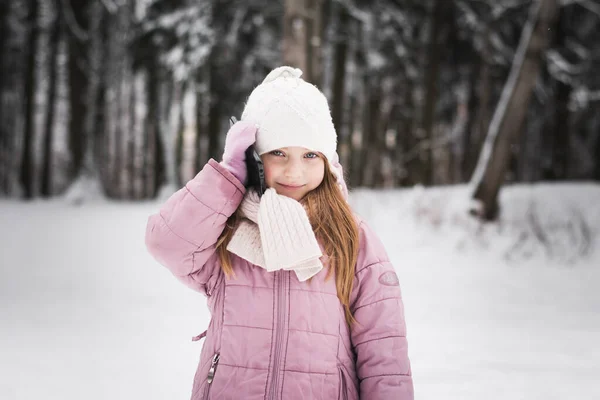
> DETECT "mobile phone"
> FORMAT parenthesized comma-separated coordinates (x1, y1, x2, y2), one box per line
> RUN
(245, 146, 266, 196)
(229, 116, 266, 196)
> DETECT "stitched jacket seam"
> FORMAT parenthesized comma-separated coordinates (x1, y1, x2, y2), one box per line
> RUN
(182, 185, 228, 216)
(361, 372, 411, 380)
(354, 335, 405, 348)
(158, 213, 203, 249)
(355, 260, 390, 277)
(353, 297, 398, 312)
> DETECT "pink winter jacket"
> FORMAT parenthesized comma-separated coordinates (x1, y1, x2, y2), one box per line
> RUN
(145, 159, 413, 400)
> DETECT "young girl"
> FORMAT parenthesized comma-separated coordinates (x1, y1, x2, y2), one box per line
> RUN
(145, 66, 413, 400)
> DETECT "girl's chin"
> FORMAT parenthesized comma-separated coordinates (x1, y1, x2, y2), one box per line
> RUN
(270, 187, 305, 201)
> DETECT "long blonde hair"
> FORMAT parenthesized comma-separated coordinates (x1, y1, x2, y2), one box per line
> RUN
(216, 157, 360, 325)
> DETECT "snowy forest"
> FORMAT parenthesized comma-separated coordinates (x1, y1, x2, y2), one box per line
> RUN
(1, 0, 599, 218)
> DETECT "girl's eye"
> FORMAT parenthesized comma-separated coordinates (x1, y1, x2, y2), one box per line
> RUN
(270, 150, 284, 157)
(305, 152, 318, 159)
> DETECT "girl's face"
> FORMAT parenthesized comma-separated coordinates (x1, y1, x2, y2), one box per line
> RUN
(261, 146, 325, 201)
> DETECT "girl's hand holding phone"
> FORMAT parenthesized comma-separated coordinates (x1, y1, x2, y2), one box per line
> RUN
(220, 120, 258, 184)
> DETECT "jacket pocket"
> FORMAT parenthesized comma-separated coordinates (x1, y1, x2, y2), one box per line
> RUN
(338, 367, 349, 400)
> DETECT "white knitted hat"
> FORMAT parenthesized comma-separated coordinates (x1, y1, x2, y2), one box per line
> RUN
(241, 66, 337, 163)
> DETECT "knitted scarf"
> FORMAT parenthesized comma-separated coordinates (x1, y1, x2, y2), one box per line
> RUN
(226, 188, 323, 281)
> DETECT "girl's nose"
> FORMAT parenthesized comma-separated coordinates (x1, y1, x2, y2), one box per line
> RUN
(284, 160, 303, 178)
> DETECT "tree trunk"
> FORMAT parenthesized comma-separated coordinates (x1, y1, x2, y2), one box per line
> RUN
(66, 0, 89, 182)
(470, 0, 558, 220)
(20, 0, 38, 199)
(207, 62, 221, 164)
(349, 19, 365, 187)
(548, 7, 570, 180)
(463, 22, 492, 182)
(161, 78, 180, 189)
(283, 0, 323, 85)
(41, 2, 61, 197)
(331, 4, 348, 142)
(360, 76, 382, 187)
(397, 81, 415, 187)
(595, 123, 600, 181)
(421, 0, 450, 185)
(195, 63, 210, 172)
(0, 1, 10, 194)
(144, 63, 159, 198)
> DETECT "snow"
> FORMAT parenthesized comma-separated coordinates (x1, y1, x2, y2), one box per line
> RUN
(1, 183, 599, 399)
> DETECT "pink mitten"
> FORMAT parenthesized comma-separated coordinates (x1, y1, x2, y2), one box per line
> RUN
(221, 120, 259, 184)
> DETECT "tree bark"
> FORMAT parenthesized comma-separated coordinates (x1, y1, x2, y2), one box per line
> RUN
(20, 0, 38, 199)
(595, 123, 600, 181)
(283, 0, 323, 85)
(470, 0, 558, 220)
(40, 2, 61, 197)
(349, 19, 365, 187)
(0, 1, 10, 194)
(65, 0, 89, 181)
(548, 6, 570, 180)
(421, 0, 451, 185)
(331, 4, 348, 141)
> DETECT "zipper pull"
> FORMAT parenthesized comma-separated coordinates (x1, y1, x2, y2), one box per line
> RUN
(207, 353, 220, 384)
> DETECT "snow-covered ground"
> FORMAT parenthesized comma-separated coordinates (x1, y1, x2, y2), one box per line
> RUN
(1, 183, 599, 399)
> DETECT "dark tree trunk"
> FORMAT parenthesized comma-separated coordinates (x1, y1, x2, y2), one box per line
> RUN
(20, 0, 38, 199)
(0, 1, 9, 194)
(207, 92, 222, 163)
(41, 4, 62, 197)
(421, 0, 451, 185)
(175, 83, 185, 188)
(67, 0, 90, 180)
(331, 4, 348, 141)
(471, 0, 558, 220)
(462, 57, 480, 181)
(283, 0, 324, 85)
(128, 74, 136, 200)
(349, 20, 365, 187)
(549, 7, 570, 180)
(397, 82, 415, 187)
(0, 0, 7, 126)
(595, 123, 600, 181)
(360, 76, 382, 187)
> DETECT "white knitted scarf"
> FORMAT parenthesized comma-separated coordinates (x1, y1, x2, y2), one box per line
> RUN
(226, 188, 323, 281)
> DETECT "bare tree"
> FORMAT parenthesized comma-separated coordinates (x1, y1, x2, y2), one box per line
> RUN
(470, 0, 559, 220)
(421, 0, 452, 185)
(41, 0, 62, 197)
(20, 0, 39, 199)
(283, 0, 324, 85)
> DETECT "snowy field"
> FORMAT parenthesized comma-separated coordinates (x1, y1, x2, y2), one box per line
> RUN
(1, 183, 599, 400)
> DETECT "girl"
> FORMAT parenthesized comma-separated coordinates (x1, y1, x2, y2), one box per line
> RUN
(145, 66, 413, 400)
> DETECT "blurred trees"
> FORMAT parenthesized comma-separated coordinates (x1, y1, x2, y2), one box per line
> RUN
(0, 0, 598, 218)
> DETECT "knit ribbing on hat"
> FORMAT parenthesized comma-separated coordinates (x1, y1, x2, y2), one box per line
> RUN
(240, 66, 337, 163)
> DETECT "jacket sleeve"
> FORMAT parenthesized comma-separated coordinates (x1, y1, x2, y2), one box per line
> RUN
(349, 220, 414, 400)
(145, 159, 245, 296)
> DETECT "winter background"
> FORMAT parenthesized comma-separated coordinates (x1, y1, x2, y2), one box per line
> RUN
(1, 0, 600, 399)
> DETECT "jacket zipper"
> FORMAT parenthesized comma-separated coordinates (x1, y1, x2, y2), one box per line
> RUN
(202, 353, 220, 399)
(267, 271, 287, 399)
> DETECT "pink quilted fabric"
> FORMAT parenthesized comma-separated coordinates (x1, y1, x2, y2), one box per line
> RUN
(145, 159, 413, 399)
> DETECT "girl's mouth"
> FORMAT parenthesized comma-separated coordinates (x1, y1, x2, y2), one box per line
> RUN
(278, 183, 305, 190)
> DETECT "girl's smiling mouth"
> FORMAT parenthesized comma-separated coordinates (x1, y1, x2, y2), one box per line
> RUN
(277, 183, 305, 189)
